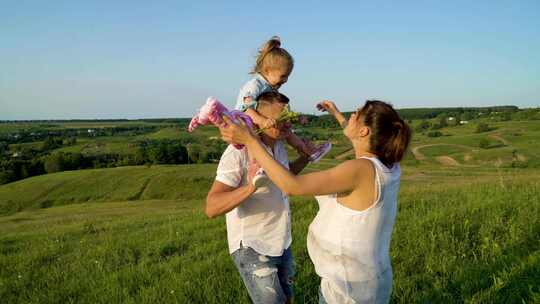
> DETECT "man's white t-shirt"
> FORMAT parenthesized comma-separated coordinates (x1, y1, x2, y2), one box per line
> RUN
(216, 142, 292, 257)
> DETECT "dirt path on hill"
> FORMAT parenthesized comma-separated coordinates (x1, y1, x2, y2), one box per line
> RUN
(411, 143, 472, 161)
(488, 133, 510, 146)
(337, 143, 476, 166)
(435, 156, 461, 166)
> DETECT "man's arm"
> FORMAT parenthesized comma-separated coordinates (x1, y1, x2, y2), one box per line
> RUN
(206, 155, 259, 219)
(205, 181, 256, 218)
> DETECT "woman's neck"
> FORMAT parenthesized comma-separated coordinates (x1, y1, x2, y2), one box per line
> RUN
(352, 140, 377, 159)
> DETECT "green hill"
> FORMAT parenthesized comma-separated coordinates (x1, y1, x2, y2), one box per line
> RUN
(0, 165, 216, 215)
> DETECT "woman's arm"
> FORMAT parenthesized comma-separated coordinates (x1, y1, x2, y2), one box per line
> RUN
(317, 100, 347, 128)
(246, 138, 368, 195)
(219, 117, 369, 196)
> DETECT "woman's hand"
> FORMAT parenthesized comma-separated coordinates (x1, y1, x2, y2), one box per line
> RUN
(219, 115, 257, 146)
(317, 100, 348, 129)
(316, 100, 339, 114)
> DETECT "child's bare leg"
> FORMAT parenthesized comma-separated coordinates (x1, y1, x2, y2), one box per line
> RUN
(286, 131, 332, 163)
(286, 132, 315, 156)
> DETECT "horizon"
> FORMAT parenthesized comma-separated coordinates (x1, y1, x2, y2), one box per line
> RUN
(1, 104, 535, 122)
(1, 1, 539, 120)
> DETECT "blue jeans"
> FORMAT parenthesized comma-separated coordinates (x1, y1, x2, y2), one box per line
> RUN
(318, 286, 327, 304)
(232, 244, 295, 304)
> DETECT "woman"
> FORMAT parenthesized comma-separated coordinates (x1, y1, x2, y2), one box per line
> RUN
(219, 100, 411, 304)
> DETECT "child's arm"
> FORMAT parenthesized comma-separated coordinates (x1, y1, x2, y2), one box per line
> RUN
(317, 100, 347, 128)
(244, 107, 276, 129)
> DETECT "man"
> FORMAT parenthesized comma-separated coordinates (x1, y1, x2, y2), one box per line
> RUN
(206, 92, 309, 304)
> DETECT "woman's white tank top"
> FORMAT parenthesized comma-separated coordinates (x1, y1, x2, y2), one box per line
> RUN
(307, 156, 401, 303)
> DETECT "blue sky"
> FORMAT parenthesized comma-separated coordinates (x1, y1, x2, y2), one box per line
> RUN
(1, 1, 539, 120)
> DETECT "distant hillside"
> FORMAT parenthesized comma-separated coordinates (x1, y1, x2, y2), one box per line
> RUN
(0, 164, 216, 215)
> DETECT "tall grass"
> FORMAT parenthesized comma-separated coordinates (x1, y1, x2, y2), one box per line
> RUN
(1, 170, 539, 303)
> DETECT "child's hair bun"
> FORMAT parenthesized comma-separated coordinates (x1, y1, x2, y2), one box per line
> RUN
(269, 36, 281, 47)
(263, 36, 281, 53)
(251, 35, 294, 74)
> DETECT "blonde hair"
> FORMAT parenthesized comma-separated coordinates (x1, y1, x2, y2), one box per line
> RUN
(251, 36, 294, 75)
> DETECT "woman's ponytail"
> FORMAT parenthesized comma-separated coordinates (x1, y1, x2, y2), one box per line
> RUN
(359, 100, 412, 167)
(385, 119, 411, 166)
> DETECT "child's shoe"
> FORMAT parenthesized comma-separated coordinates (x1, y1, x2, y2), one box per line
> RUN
(308, 142, 332, 163)
(252, 168, 270, 188)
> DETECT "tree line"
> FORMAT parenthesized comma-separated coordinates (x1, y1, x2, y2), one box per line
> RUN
(0, 137, 227, 185)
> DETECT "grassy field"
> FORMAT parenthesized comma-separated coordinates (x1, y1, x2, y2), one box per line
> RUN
(1, 164, 539, 303)
(1, 117, 540, 303)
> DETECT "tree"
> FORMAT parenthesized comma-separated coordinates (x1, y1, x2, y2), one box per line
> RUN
(462, 112, 474, 121)
(63, 153, 83, 170)
(42, 137, 62, 151)
(134, 147, 148, 165)
(415, 120, 431, 132)
(475, 123, 490, 133)
(438, 115, 448, 128)
(187, 144, 202, 164)
(64, 137, 77, 145)
(166, 143, 188, 164)
(427, 131, 443, 137)
(0, 170, 15, 185)
(44, 153, 65, 173)
(0, 142, 7, 154)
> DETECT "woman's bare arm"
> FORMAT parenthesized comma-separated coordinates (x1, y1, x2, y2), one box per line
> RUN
(317, 100, 347, 128)
(242, 134, 369, 196)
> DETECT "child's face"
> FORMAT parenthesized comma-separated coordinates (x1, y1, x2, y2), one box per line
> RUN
(263, 67, 290, 89)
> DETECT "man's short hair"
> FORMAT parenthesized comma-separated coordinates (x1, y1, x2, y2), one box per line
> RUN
(256, 91, 290, 108)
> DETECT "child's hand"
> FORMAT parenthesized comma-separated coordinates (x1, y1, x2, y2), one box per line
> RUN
(262, 118, 277, 129)
(247, 159, 261, 187)
(316, 100, 338, 114)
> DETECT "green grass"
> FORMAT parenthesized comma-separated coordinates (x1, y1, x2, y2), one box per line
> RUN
(143, 127, 185, 140)
(1, 165, 539, 303)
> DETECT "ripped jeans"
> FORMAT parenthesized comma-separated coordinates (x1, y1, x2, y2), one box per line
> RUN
(231, 244, 295, 304)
